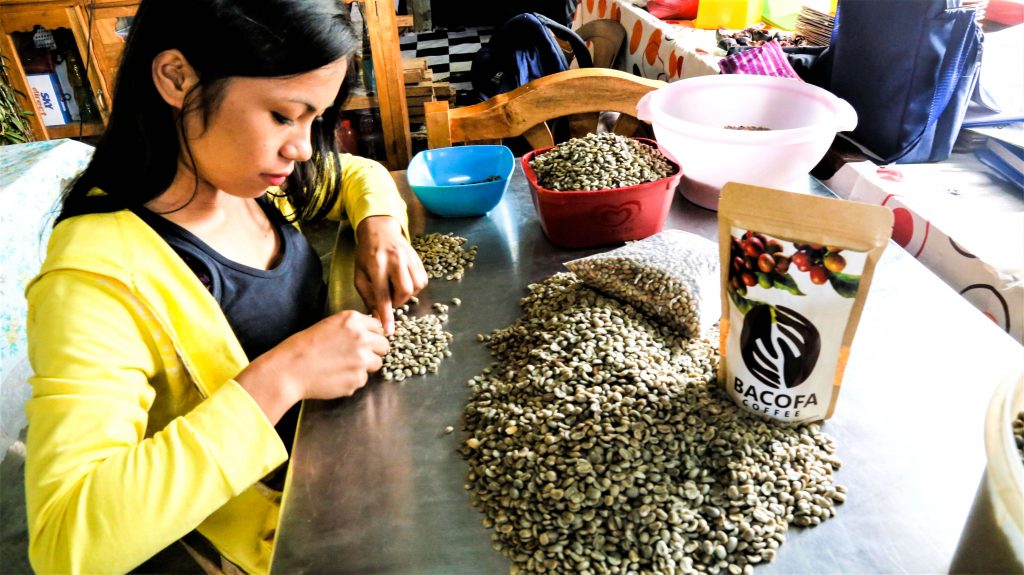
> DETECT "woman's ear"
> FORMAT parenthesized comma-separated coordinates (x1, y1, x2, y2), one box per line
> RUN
(152, 49, 198, 109)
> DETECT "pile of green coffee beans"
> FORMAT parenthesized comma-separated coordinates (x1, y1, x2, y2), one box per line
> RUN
(381, 300, 453, 382)
(461, 273, 844, 575)
(412, 232, 478, 281)
(528, 132, 674, 191)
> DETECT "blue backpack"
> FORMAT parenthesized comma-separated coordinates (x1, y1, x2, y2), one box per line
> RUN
(828, 0, 983, 163)
(470, 12, 593, 103)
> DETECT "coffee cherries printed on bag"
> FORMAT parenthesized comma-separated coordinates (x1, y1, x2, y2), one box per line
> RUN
(728, 232, 856, 298)
(729, 232, 800, 296)
(791, 243, 846, 285)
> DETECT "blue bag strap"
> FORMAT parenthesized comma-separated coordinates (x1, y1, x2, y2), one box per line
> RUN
(530, 12, 594, 69)
(887, 7, 981, 162)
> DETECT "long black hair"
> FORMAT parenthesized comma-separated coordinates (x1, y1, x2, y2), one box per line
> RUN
(58, 0, 360, 224)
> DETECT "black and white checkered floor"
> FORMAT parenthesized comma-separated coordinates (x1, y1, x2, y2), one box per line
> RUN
(399, 27, 494, 97)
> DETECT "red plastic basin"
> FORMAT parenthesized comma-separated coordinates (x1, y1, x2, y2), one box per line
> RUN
(522, 138, 683, 249)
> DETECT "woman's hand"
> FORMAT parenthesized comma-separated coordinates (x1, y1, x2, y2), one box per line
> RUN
(354, 215, 428, 335)
(237, 310, 389, 423)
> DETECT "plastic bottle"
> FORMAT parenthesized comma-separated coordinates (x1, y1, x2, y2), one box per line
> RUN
(336, 119, 358, 154)
(356, 110, 385, 161)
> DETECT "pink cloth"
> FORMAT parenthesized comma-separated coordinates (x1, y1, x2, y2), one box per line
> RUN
(718, 40, 801, 80)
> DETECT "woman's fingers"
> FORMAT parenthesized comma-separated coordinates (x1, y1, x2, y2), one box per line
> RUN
(351, 216, 429, 333)
(369, 265, 394, 336)
(365, 349, 384, 373)
(353, 269, 392, 336)
(387, 252, 416, 305)
(385, 247, 429, 309)
(365, 327, 390, 357)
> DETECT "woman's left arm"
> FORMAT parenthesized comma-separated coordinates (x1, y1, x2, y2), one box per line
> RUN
(327, 154, 427, 335)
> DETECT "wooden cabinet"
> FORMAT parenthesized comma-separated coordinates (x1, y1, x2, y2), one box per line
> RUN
(0, 0, 138, 140)
(88, 2, 134, 96)
(0, 0, 414, 168)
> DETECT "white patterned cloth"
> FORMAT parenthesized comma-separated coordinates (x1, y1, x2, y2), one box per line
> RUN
(0, 139, 93, 458)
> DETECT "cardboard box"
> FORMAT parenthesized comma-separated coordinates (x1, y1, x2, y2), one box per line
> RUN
(826, 158, 1024, 344)
(26, 73, 71, 127)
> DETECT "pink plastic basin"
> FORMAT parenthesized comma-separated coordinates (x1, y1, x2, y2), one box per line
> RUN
(636, 74, 857, 210)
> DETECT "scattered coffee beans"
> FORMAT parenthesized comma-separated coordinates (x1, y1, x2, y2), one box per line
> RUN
(381, 304, 453, 381)
(461, 273, 844, 574)
(412, 232, 478, 281)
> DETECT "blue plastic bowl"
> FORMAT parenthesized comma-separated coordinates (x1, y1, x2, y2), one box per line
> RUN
(406, 145, 514, 217)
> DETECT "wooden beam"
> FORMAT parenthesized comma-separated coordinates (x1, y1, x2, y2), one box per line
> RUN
(341, 93, 378, 111)
(424, 100, 450, 149)
(45, 121, 104, 139)
(362, 0, 411, 169)
(402, 67, 431, 83)
(402, 57, 428, 70)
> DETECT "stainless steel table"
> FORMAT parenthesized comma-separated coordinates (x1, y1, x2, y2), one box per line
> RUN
(270, 167, 1023, 574)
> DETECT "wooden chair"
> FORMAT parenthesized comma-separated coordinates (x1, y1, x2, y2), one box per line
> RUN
(577, 20, 627, 69)
(423, 68, 666, 150)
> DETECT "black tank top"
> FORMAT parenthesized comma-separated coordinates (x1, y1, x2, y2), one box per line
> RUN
(134, 198, 325, 463)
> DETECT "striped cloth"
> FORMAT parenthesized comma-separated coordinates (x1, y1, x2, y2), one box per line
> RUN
(718, 40, 801, 80)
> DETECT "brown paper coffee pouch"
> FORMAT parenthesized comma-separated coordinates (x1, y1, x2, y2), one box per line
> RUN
(718, 184, 893, 424)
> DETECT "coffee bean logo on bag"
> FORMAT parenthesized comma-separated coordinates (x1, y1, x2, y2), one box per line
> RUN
(740, 304, 821, 389)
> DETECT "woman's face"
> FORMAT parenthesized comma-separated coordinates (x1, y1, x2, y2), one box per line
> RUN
(182, 57, 348, 198)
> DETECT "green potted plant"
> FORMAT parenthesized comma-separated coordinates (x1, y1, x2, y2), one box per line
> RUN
(1, 54, 35, 145)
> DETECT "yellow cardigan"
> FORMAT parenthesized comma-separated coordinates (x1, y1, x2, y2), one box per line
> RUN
(24, 154, 407, 574)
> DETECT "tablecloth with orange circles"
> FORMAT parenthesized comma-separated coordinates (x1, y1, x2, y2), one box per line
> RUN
(572, 0, 723, 81)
